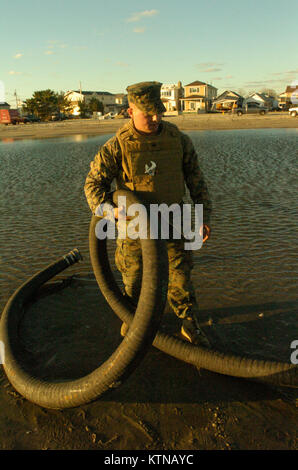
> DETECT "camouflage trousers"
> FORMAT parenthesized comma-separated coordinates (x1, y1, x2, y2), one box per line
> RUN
(115, 236, 197, 319)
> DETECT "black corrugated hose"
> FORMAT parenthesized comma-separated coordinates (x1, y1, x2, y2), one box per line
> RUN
(0, 194, 169, 408)
(0, 190, 296, 411)
(89, 190, 297, 389)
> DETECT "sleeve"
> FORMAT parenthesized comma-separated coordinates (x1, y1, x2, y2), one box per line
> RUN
(181, 132, 212, 225)
(84, 136, 121, 214)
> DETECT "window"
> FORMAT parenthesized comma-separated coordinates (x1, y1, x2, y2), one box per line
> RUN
(190, 87, 199, 94)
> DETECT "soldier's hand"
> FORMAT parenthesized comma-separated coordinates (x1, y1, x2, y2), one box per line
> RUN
(202, 224, 211, 243)
(114, 206, 132, 220)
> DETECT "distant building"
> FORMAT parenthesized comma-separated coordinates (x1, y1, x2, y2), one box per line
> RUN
(180, 80, 217, 113)
(0, 102, 10, 110)
(114, 93, 128, 106)
(64, 90, 117, 115)
(245, 93, 278, 110)
(278, 85, 298, 110)
(212, 90, 243, 111)
(160, 82, 184, 114)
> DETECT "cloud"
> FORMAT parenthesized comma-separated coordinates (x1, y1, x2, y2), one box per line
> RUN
(133, 27, 145, 33)
(46, 40, 68, 50)
(204, 67, 222, 73)
(273, 69, 298, 75)
(13, 53, 23, 59)
(245, 79, 286, 86)
(196, 62, 224, 73)
(115, 61, 129, 67)
(127, 9, 158, 22)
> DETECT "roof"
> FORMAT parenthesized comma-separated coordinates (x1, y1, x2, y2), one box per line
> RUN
(65, 90, 114, 96)
(249, 92, 274, 101)
(215, 90, 242, 101)
(285, 85, 298, 93)
(185, 80, 206, 86)
(75, 90, 113, 96)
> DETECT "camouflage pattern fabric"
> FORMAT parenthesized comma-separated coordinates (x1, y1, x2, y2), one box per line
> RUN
(84, 124, 212, 224)
(126, 81, 166, 115)
(115, 235, 197, 319)
(84, 118, 212, 321)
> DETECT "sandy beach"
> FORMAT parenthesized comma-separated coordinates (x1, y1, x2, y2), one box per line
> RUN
(0, 112, 297, 141)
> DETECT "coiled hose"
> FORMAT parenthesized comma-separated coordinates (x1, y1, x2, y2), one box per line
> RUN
(0, 204, 169, 408)
(89, 190, 297, 389)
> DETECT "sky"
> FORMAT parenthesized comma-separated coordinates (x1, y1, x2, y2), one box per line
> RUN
(1, 0, 297, 106)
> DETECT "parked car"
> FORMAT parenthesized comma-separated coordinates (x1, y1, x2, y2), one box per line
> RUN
(235, 103, 268, 116)
(25, 114, 41, 123)
(289, 107, 298, 117)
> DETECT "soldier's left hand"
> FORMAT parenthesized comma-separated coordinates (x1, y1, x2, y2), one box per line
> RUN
(202, 224, 211, 243)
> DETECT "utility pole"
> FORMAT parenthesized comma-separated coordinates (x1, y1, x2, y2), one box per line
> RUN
(14, 89, 18, 108)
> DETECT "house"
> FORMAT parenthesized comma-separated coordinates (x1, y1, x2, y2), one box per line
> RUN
(278, 85, 298, 110)
(114, 93, 128, 106)
(245, 92, 278, 110)
(160, 82, 184, 114)
(180, 80, 217, 113)
(64, 90, 117, 115)
(212, 90, 243, 111)
(0, 102, 11, 110)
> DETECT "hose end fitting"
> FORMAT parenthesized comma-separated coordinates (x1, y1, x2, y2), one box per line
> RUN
(63, 248, 83, 266)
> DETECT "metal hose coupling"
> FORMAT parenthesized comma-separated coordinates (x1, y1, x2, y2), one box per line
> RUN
(63, 248, 83, 266)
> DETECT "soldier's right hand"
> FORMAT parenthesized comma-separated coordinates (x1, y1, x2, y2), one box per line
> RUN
(114, 206, 132, 220)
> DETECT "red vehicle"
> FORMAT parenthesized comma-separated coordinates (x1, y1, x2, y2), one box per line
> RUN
(0, 109, 29, 125)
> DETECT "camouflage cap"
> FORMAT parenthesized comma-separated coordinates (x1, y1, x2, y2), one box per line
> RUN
(126, 81, 166, 115)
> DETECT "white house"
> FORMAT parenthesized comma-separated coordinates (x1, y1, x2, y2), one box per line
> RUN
(64, 90, 117, 115)
(244, 93, 278, 110)
(160, 82, 184, 114)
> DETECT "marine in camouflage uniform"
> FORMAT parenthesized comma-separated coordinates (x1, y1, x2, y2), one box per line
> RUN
(84, 81, 212, 346)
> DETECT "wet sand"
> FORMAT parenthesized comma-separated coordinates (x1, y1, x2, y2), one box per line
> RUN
(0, 112, 297, 141)
(1, 276, 297, 451)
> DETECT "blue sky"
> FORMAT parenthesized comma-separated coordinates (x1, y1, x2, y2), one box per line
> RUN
(1, 0, 297, 106)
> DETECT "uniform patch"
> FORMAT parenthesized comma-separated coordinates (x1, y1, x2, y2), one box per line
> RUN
(145, 160, 157, 176)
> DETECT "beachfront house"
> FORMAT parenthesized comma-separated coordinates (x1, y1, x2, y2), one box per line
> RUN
(0, 102, 10, 110)
(114, 93, 128, 106)
(160, 82, 184, 114)
(180, 80, 217, 113)
(64, 90, 117, 116)
(278, 85, 298, 110)
(212, 90, 243, 111)
(244, 93, 278, 110)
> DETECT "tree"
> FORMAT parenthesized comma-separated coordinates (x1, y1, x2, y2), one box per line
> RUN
(57, 91, 72, 115)
(22, 89, 59, 121)
(88, 97, 104, 114)
(260, 88, 278, 98)
(78, 100, 90, 118)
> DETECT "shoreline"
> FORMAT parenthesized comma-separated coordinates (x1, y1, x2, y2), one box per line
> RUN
(0, 112, 297, 142)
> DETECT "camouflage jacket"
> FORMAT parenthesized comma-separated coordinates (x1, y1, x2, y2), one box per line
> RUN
(84, 120, 212, 224)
